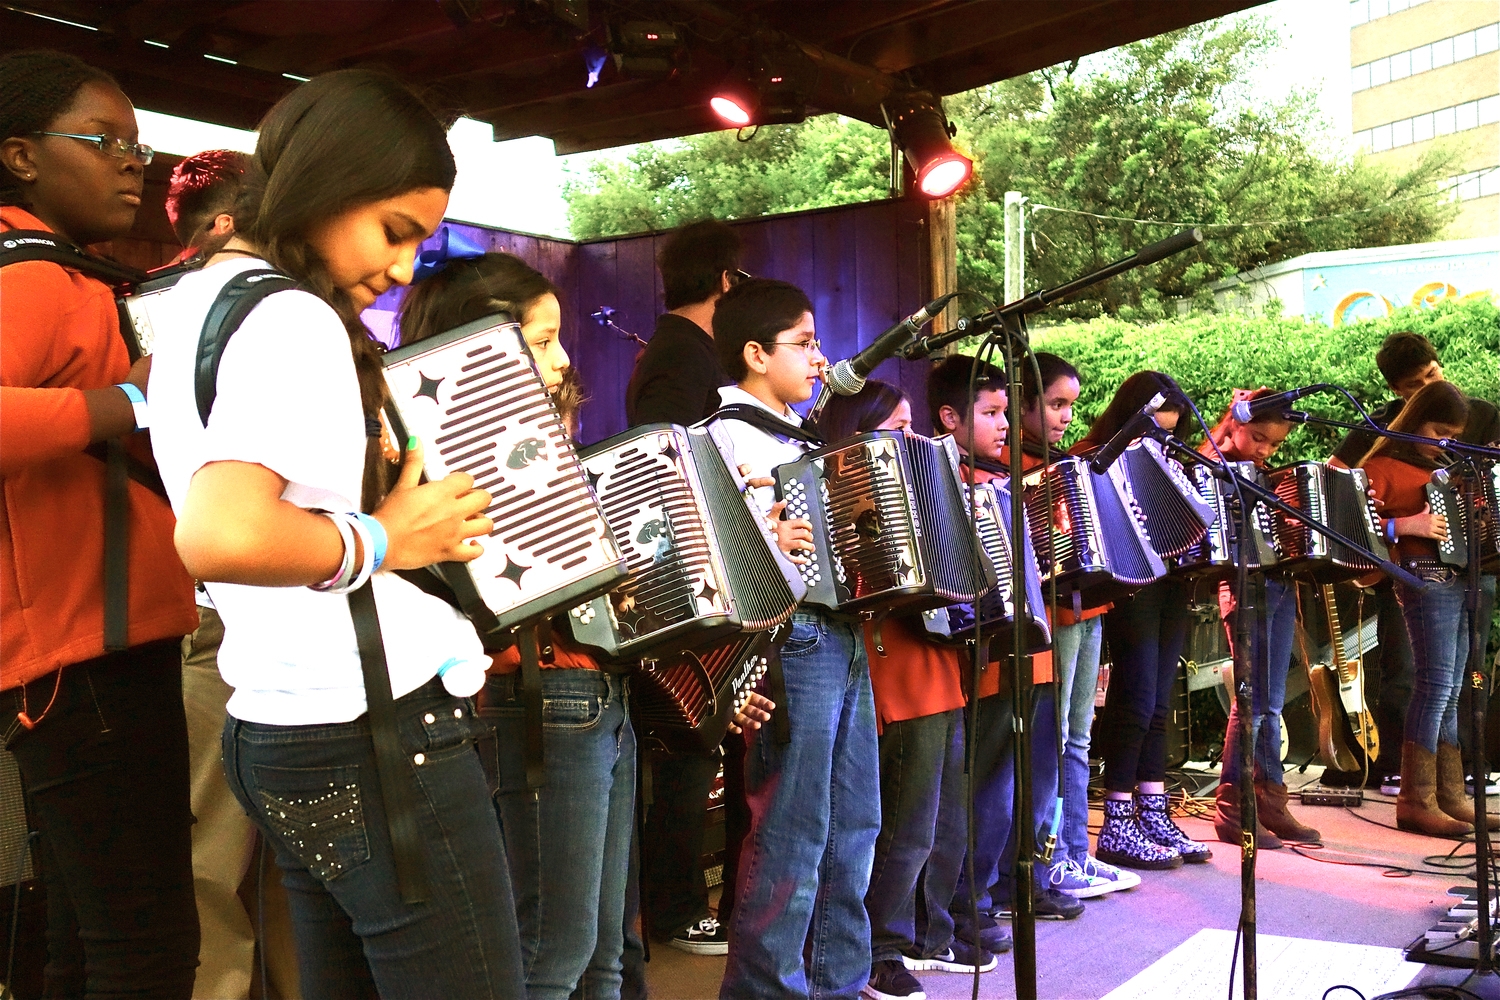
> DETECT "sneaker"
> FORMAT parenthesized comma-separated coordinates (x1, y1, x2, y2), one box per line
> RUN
(668, 917, 728, 956)
(994, 885, 1085, 920)
(1380, 774, 1400, 798)
(864, 960, 926, 1000)
(902, 940, 998, 974)
(1080, 855, 1142, 894)
(1047, 858, 1114, 899)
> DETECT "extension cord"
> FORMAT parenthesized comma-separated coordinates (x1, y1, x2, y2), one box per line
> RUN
(1300, 787, 1364, 807)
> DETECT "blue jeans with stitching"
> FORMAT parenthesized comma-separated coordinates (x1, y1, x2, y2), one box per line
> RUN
(484, 668, 636, 1000)
(721, 611, 880, 1000)
(1221, 576, 1297, 785)
(1053, 617, 1104, 865)
(1399, 569, 1497, 753)
(221, 677, 524, 1000)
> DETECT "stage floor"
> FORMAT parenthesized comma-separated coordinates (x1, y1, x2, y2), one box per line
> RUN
(643, 767, 1500, 1000)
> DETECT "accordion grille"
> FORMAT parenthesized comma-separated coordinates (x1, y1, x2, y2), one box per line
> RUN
(821, 437, 924, 602)
(1023, 461, 1104, 581)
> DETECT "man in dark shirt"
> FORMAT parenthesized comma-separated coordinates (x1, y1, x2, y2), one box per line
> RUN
(1328, 331, 1499, 791)
(625, 219, 742, 426)
(626, 219, 744, 957)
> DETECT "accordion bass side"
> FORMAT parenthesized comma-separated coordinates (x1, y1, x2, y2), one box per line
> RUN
(1022, 456, 1165, 604)
(1173, 461, 1280, 578)
(1121, 439, 1218, 558)
(631, 628, 779, 754)
(1427, 464, 1500, 571)
(565, 423, 801, 662)
(917, 481, 1050, 652)
(774, 432, 997, 614)
(381, 314, 628, 630)
(1264, 462, 1388, 582)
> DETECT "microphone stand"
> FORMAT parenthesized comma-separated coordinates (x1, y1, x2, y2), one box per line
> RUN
(1140, 425, 1425, 1000)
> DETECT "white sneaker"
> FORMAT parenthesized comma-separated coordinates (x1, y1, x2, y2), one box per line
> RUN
(1047, 858, 1114, 899)
(1081, 855, 1142, 894)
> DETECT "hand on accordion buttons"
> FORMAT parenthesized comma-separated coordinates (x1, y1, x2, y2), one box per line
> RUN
(767, 500, 814, 565)
(1396, 503, 1448, 542)
(374, 437, 495, 570)
(728, 691, 776, 735)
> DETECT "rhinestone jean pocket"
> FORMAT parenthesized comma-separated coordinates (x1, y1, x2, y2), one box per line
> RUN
(252, 764, 369, 882)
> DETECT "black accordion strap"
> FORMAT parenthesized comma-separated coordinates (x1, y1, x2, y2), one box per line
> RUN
(765, 644, 791, 746)
(516, 624, 546, 789)
(347, 583, 429, 904)
(708, 405, 825, 446)
(102, 439, 129, 652)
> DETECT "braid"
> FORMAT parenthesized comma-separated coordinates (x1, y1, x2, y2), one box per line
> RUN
(0, 49, 118, 206)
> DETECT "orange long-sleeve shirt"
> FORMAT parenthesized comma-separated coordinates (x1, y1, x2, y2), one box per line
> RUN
(863, 613, 966, 733)
(1362, 453, 1441, 564)
(1, 207, 197, 688)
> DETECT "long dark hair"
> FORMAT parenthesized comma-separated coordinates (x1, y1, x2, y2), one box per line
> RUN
(0, 49, 119, 207)
(234, 69, 456, 509)
(1076, 370, 1187, 452)
(1357, 379, 1468, 467)
(812, 380, 907, 443)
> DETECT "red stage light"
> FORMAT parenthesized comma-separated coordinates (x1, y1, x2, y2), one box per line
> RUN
(884, 91, 971, 200)
(711, 94, 754, 127)
(918, 154, 973, 199)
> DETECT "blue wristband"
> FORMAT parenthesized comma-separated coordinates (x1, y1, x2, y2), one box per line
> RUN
(351, 513, 388, 572)
(115, 382, 149, 430)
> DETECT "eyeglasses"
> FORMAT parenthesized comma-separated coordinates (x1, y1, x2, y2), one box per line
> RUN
(728, 268, 753, 286)
(763, 337, 821, 355)
(30, 132, 155, 165)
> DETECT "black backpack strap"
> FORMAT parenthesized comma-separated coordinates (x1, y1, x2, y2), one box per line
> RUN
(195, 269, 302, 426)
(706, 404, 826, 446)
(0, 230, 146, 288)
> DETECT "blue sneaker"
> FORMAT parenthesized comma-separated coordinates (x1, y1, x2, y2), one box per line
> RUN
(1080, 855, 1142, 894)
(1046, 858, 1113, 899)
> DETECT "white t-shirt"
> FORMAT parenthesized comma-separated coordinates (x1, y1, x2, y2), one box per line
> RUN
(148, 257, 485, 725)
(713, 385, 811, 514)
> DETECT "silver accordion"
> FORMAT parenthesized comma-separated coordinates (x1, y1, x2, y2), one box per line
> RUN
(1427, 464, 1500, 572)
(1173, 461, 1280, 578)
(564, 423, 802, 663)
(916, 479, 1050, 652)
(773, 431, 998, 614)
(1022, 456, 1165, 604)
(381, 313, 628, 630)
(1264, 462, 1388, 582)
(1121, 439, 1218, 559)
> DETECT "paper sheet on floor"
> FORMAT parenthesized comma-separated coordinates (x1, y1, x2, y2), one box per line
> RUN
(1100, 927, 1421, 1000)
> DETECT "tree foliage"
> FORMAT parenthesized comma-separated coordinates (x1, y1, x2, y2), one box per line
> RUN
(563, 16, 1462, 315)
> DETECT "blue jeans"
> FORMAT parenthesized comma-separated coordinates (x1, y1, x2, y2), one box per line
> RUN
(721, 611, 880, 1000)
(221, 678, 524, 999)
(992, 688, 1058, 906)
(945, 692, 1014, 946)
(1399, 570, 1497, 752)
(913, 710, 968, 958)
(485, 669, 636, 1000)
(865, 708, 963, 964)
(1221, 577, 1297, 785)
(1100, 578, 1191, 792)
(1053, 617, 1103, 865)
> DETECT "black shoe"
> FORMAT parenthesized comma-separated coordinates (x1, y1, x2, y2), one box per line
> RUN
(668, 917, 728, 956)
(995, 886, 1085, 921)
(902, 939, 998, 974)
(864, 959, 926, 999)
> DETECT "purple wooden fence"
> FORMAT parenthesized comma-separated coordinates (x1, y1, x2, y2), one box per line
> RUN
(370, 198, 936, 445)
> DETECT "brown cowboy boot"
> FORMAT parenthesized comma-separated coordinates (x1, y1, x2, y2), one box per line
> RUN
(1213, 782, 1281, 849)
(1397, 741, 1473, 837)
(1436, 742, 1500, 830)
(1254, 778, 1322, 844)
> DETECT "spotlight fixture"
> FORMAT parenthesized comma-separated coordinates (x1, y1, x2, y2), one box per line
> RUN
(608, 20, 686, 78)
(882, 91, 972, 199)
(709, 41, 810, 127)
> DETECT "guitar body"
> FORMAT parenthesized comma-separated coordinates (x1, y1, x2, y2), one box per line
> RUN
(1304, 583, 1380, 771)
(1335, 658, 1380, 762)
(1307, 659, 1360, 772)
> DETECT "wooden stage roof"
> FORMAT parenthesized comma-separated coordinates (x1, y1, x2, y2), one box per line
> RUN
(3, 0, 1263, 154)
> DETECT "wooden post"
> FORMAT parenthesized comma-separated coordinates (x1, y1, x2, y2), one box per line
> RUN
(927, 196, 958, 344)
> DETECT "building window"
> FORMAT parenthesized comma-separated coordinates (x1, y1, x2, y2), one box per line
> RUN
(1350, 23, 1499, 92)
(1350, 0, 1430, 24)
(1355, 97, 1497, 152)
(1441, 167, 1500, 202)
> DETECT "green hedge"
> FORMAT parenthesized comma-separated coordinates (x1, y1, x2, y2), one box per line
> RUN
(1003, 296, 1499, 462)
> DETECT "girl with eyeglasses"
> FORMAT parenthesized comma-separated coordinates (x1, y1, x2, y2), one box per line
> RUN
(0, 49, 200, 996)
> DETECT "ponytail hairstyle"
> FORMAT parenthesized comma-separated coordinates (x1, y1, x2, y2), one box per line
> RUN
(1076, 370, 1188, 453)
(234, 69, 456, 510)
(1356, 379, 1468, 467)
(812, 380, 908, 444)
(0, 49, 120, 207)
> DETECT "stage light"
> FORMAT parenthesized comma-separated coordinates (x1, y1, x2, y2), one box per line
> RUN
(709, 41, 809, 127)
(710, 77, 757, 126)
(883, 91, 973, 199)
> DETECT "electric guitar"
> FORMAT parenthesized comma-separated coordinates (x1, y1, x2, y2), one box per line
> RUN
(1311, 584, 1380, 763)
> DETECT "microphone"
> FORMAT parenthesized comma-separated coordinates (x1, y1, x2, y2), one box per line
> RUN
(1229, 384, 1335, 423)
(824, 292, 959, 395)
(1088, 393, 1166, 474)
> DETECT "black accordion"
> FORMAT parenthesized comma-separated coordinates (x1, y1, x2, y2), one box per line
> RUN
(1264, 462, 1388, 582)
(773, 431, 998, 614)
(1427, 464, 1500, 572)
(1022, 456, 1165, 605)
(916, 480, 1050, 652)
(1121, 439, 1218, 558)
(630, 629, 780, 754)
(381, 314, 628, 630)
(565, 423, 801, 662)
(1174, 461, 1280, 578)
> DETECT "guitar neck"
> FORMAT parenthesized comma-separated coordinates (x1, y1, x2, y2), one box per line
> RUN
(1320, 584, 1350, 675)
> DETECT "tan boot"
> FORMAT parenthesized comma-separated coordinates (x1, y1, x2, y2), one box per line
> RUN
(1254, 779, 1322, 843)
(1397, 741, 1473, 837)
(1436, 742, 1500, 830)
(1213, 782, 1281, 849)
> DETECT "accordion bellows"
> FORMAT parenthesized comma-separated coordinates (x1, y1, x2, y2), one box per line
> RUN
(565, 423, 800, 662)
(774, 431, 997, 614)
(1264, 462, 1388, 583)
(381, 314, 627, 631)
(1121, 439, 1218, 559)
(1175, 460, 1281, 578)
